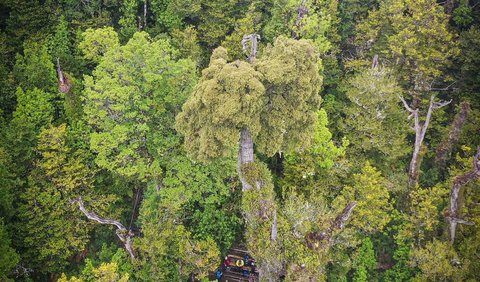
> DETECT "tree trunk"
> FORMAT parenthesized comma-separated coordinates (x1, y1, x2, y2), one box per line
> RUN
(435, 102, 471, 170)
(238, 128, 255, 191)
(446, 148, 480, 243)
(400, 95, 451, 188)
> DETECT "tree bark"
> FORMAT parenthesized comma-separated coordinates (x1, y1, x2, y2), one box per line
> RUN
(56, 58, 71, 93)
(238, 34, 260, 192)
(400, 95, 451, 188)
(238, 128, 255, 191)
(435, 102, 471, 170)
(71, 197, 135, 259)
(306, 202, 357, 248)
(446, 148, 480, 244)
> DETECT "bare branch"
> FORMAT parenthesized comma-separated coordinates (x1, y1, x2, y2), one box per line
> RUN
(447, 148, 480, 243)
(242, 34, 260, 63)
(71, 197, 135, 258)
(399, 96, 415, 113)
(432, 99, 452, 109)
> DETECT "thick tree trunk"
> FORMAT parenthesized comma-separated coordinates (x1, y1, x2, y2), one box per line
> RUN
(446, 148, 480, 243)
(435, 102, 471, 170)
(71, 197, 135, 259)
(238, 128, 255, 191)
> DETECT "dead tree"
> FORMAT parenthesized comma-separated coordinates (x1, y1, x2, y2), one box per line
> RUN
(446, 148, 480, 244)
(306, 202, 357, 249)
(71, 197, 135, 259)
(56, 58, 71, 93)
(400, 95, 451, 188)
(435, 102, 471, 170)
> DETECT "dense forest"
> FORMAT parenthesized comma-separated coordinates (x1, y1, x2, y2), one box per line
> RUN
(0, 0, 479, 281)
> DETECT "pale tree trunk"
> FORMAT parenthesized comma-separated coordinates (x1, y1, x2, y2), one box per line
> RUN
(238, 34, 260, 192)
(71, 197, 135, 259)
(238, 128, 255, 191)
(143, 0, 147, 29)
(400, 95, 451, 188)
(446, 148, 480, 244)
(435, 102, 471, 170)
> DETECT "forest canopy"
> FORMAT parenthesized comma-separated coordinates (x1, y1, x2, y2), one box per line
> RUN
(0, 0, 479, 281)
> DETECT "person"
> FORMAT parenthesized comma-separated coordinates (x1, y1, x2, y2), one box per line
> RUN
(216, 269, 223, 280)
(242, 269, 249, 277)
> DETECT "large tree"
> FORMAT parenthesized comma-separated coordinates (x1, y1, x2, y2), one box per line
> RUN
(176, 35, 322, 190)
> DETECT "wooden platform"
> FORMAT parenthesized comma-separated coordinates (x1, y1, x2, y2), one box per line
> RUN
(207, 246, 258, 282)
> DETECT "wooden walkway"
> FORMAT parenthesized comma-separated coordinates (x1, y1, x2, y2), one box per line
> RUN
(207, 246, 258, 282)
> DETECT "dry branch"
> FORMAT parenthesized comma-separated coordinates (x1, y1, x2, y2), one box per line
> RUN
(71, 197, 135, 259)
(400, 95, 451, 188)
(446, 148, 480, 243)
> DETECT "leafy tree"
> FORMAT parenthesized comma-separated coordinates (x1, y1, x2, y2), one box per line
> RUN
(177, 36, 322, 162)
(16, 124, 95, 274)
(282, 109, 348, 198)
(84, 32, 196, 180)
(341, 66, 409, 165)
(0, 219, 19, 280)
(356, 0, 458, 92)
(410, 239, 464, 281)
(118, 0, 138, 41)
(78, 27, 120, 64)
(333, 162, 392, 233)
(58, 260, 129, 282)
(4, 87, 54, 176)
(351, 237, 377, 282)
(13, 41, 57, 94)
(48, 15, 74, 71)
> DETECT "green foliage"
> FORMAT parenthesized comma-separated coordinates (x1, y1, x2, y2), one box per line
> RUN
(351, 237, 376, 282)
(16, 124, 94, 273)
(135, 185, 220, 281)
(13, 41, 57, 93)
(170, 26, 202, 63)
(84, 32, 196, 179)
(254, 36, 323, 156)
(5, 87, 54, 176)
(58, 260, 129, 282)
(0, 219, 19, 279)
(357, 0, 458, 86)
(48, 15, 74, 70)
(118, 0, 138, 41)
(409, 239, 463, 281)
(282, 109, 348, 198)
(176, 46, 265, 161)
(453, 0, 474, 29)
(334, 162, 392, 233)
(341, 67, 409, 164)
(78, 27, 120, 63)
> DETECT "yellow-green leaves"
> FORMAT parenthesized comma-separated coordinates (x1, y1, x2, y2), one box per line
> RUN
(334, 162, 392, 233)
(176, 47, 265, 162)
(177, 36, 323, 162)
(79, 27, 120, 63)
(357, 0, 458, 84)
